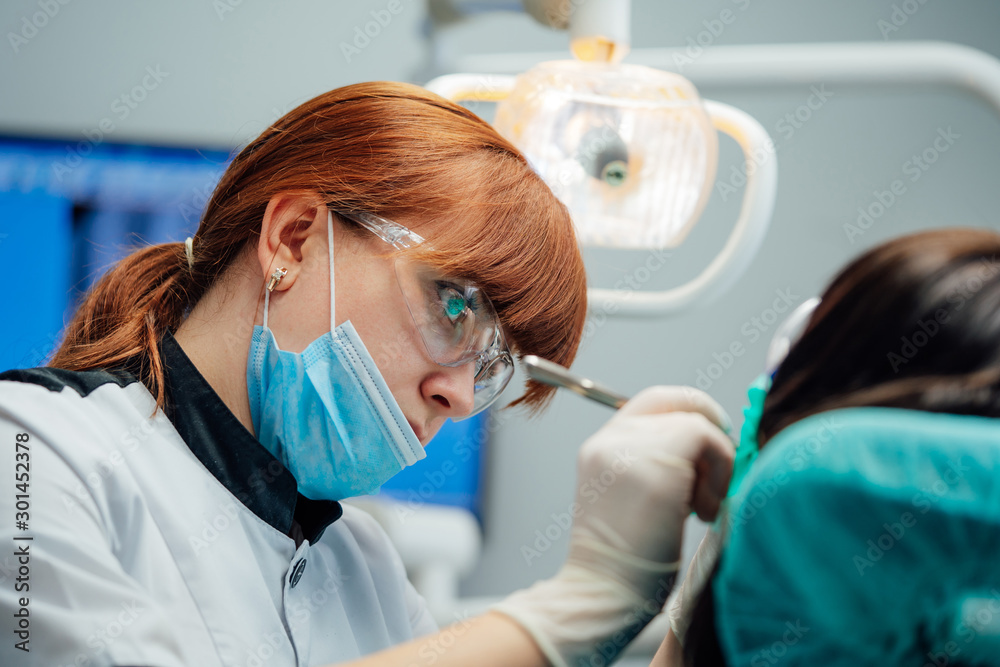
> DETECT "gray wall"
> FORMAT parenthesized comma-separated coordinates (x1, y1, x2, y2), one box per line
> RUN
(4, 0, 1000, 598)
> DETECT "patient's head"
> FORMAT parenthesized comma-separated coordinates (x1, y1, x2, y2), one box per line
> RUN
(682, 228, 1000, 666)
(759, 227, 1000, 448)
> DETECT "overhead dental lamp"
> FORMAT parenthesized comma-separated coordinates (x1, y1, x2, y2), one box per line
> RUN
(426, 0, 778, 317)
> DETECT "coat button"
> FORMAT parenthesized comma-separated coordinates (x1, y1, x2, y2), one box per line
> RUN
(289, 558, 307, 588)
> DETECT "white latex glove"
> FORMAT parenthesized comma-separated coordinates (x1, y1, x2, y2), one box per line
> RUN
(492, 386, 734, 667)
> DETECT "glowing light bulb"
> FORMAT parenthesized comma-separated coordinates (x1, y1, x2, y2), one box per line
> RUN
(493, 60, 718, 249)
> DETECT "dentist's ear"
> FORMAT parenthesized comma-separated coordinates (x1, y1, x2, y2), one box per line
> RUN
(257, 192, 328, 292)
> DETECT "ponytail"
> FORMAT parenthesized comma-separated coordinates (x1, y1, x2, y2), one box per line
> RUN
(50, 242, 199, 410)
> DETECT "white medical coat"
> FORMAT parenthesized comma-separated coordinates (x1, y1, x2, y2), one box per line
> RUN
(0, 330, 437, 666)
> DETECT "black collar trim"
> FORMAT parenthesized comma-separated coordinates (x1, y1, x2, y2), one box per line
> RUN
(159, 329, 342, 545)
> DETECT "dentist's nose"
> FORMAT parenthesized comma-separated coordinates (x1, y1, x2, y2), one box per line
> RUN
(421, 362, 476, 419)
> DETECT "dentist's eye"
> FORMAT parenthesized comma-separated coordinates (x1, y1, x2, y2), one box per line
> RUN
(435, 282, 471, 326)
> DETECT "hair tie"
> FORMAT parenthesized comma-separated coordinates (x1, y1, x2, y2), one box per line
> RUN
(184, 237, 195, 271)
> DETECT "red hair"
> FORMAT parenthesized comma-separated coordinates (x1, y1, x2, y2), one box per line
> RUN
(50, 82, 588, 412)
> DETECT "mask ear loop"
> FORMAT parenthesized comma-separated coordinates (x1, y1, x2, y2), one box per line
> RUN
(263, 267, 288, 331)
(263, 286, 270, 330)
(328, 210, 336, 332)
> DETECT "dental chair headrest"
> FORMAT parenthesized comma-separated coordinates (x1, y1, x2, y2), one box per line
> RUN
(714, 407, 1000, 665)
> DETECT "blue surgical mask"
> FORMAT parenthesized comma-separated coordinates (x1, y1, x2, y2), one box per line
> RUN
(246, 212, 425, 501)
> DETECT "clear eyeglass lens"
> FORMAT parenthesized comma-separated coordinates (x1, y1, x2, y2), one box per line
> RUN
(394, 257, 514, 417)
(398, 260, 503, 366)
(467, 352, 515, 417)
(765, 297, 821, 376)
(424, 280, 485, 356)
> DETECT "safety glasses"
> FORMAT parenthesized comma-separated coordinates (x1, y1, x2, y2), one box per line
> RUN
(765, 297, 821, 377)
(335, 210, 515, 418)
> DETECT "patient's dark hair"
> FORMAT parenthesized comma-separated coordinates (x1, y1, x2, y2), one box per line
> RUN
(684, 227, 1000, 666)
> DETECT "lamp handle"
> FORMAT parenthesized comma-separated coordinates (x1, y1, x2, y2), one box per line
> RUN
(588, 100, 777, 317)
(424, 73, 516, 104)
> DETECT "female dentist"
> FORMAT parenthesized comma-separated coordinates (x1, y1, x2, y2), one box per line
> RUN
(0, 82, 733, 667)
